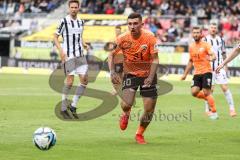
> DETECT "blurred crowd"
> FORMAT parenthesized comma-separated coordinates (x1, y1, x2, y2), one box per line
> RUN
(0, 0, 64, 15)
(81, 0, 240, 45)
(0, 0, 239, 45)
(144, 16, 239, 45)
(81, 0, 240, 17)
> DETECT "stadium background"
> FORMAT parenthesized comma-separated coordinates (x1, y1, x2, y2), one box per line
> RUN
(0, 0, 240, 160)
(0, 0, 239, 71)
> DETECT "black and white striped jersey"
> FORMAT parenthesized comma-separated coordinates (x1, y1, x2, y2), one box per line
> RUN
(203, 35, 226, 70)
(56, 15, 84, 59)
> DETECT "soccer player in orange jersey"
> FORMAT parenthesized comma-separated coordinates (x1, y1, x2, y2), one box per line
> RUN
(108, 13, 159, 144)
(181, 26, 218, 120)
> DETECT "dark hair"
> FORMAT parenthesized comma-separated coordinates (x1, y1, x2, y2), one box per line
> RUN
(127, 12, 142, 21)
(192, 26, 202, 31)
(68, 0, 80, 6)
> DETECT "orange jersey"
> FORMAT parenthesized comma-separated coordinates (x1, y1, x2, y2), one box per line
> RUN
(113, 29, 158, 77)
(189, 41, 213, 75)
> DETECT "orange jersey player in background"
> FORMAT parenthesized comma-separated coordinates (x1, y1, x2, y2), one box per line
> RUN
(181, 26, 218, 120)
(108, 13, 159, 144)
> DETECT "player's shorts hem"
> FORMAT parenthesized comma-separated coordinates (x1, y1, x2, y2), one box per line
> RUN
(191, 72, 212, 90)
(122, 74, 158, 98)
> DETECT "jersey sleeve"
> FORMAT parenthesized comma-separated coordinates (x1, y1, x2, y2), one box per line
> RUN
(56, 19, 65, 35)
(149, 35, 158, 55)
(205, 42, 213, 55)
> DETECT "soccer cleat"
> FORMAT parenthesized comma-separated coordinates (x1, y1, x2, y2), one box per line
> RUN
(60, 110, 72, 119)
(205, 111, 212, 116)
(119, 113, 129, 130)
(69, 105, 79, 119)
(209, 112, 219, 120)
(135, 134, 147, 144)
(230, 109, 237, 117)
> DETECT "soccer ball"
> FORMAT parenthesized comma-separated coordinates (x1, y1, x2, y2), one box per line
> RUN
(33, 127, 57, 150)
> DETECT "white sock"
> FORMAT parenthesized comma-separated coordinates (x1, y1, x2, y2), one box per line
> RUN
(224, 89, 235, 110)
(62, 84, 72, 111)
(71, 84, 86, 108)
(205, 101, 210, 112)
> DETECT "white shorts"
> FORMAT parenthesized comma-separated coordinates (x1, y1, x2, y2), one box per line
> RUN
(64, 57, 88, 76)
(69, 64, 88, 76)
(212, 69, 228, 85)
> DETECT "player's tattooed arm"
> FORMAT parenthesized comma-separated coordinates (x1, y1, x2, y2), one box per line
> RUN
(221, 51, 229, 74)
(108, 51, 121, 84)
(216, 46, 240, 73)
(181, 59, 193, 80)
(144, 52, 159, 86)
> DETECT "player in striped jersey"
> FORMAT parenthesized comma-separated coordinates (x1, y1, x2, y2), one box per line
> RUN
(216, 44, 240, 71)
(203, 22, 236, 117)
(53, 0, 88, 119)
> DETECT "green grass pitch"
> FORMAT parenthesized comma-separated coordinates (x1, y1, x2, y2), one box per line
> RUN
(0, 73, 240, 160)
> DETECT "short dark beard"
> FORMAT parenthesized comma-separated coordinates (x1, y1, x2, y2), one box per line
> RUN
(194, 37, 201, 42)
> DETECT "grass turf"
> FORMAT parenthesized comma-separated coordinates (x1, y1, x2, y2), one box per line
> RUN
(0, 73, 240, 160)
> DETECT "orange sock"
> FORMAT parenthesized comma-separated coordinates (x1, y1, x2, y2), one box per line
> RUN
(196, 91, 207, 100)
(136, 125, 146, 135)
(205, 95, 217, 113)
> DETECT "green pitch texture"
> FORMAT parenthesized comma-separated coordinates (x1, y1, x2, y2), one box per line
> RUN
(0, 74, 240, 160)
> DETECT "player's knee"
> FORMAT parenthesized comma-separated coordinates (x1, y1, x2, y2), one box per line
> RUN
(191, 91, 198, 97)
(66, 81, 73, 87)
(81, 77, 88, 85)
(202, 90, 211, 97)
(82, 79, 88, 86)
(221, 85, 228, 92)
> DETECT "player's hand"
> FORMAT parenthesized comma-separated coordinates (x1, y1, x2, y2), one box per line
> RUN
(180, 75, 187, 81)
(143, 76, 153, 87)
(215, 64, 224, 73)
(111, 72, 121, 84)
(84, 43, 90, 50)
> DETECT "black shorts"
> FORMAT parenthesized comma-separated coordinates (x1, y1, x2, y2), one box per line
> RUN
(191, 72, 212, 90)
(122, 74, 158, 98)
(114, 63, 123, 73)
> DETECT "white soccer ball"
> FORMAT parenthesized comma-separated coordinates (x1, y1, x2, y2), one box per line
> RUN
(33, 127, 57, 150)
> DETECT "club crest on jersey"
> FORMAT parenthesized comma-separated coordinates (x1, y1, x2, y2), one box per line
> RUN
(120, 41, 132, 50)
(141, 44, 148, 50)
